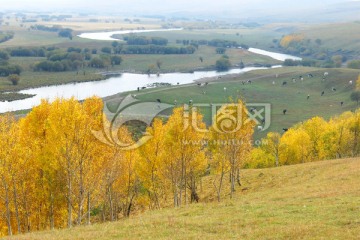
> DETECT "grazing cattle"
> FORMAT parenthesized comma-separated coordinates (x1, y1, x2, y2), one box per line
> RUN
(282, 81, 287, 86)
(282, 128, 289, 132)
(299, 75, 303, 79)
(257, 126, 263, 131)
(332, 87, 336, 92)
(197, 83, 201, 86)
(189, 100, 193, 105)
(321, 91, 325, 96)
(349, 80, 353, 85)
(205, 82, 208, 86)
(307, 95, 310, 100)
(137, 87, 140, 92)
(142, 87, 147, 90)
(300, 77, 304, 81)
(324, 72, 329, 76)
(247, 80, 252, 84)
(156, 99, 161, 103)
(341, 101, 344, 106)
(224, 87, 227, 92)
(262, 118, 266, 124)
(308, 74, 314, 78)
(272, 81, 275, 85)
(292, 78, 296, 83)
(283, 109, 287, 115)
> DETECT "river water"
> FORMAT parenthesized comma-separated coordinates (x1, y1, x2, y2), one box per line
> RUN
(0, 29, 301, 113)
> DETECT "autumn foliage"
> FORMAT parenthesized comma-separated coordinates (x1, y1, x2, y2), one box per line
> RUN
(2, 95, 358, 237)
(280, 33, 305, 48)
(0, 98, 254, 237)
(248, 112, 360, 168)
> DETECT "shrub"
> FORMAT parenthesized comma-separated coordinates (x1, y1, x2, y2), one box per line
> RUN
(8, 74, 20, 85)
(215, 57, 231, 71)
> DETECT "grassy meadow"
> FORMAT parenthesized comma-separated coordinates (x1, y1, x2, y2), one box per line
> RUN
(105, 67, 360, 139)
(7, 157, 360, 240)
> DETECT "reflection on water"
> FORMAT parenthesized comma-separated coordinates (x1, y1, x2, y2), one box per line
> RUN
(0, 28, 302, 113)
(0, 66, 281, 113)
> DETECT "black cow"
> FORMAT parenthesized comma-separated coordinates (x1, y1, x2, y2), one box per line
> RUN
(156, 99, 161, 103)
(341, 101, 344, 106)
(321, 91, 325, 96)
(282, 128, 289, 132)
(282, 81, 287, 86)
(283, 109, 287, 115)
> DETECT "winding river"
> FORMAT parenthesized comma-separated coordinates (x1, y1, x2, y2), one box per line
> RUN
(0, 29, 301, 113)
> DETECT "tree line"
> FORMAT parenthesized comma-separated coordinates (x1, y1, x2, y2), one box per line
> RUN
(1, 95, 359, 237)
(0, 31, 14, 44)
(248, 110, 360, 168)
(0, 98, 254, 237)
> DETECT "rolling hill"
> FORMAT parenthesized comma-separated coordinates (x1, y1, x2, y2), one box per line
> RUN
(8, 157, 360, 239)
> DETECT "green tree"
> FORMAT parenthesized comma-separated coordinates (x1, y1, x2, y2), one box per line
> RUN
(8, 74, 20, 85)
(0, 50, 9, 60)
(348, 60, 360, 69)
(111, 55, 122, 65)
(216, 47, 226, 54)
(101, 47, 112, 54)
(215, 57, 231, 71)
(350, 91, 360, 105)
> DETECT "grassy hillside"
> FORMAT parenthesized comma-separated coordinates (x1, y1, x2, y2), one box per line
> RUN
(107, 67, 360, 139)
(298, 22, 360, 54)
(9, 158, 360, 239)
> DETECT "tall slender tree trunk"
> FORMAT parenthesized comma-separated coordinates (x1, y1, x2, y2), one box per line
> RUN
(108, 186, 114, 221)
(214, 170, 225, 202)
(236, 168, 241, 186)
(67, 174, 72, 228)
(77, 161, 85, 226)
(12, 175, 21, 234)
(87, 192, 91, 225)
(3, 178, 13, 236)
(49, 193, 54, 230)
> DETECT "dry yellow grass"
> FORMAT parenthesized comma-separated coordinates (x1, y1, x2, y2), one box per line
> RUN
(8, 157, 360, 239)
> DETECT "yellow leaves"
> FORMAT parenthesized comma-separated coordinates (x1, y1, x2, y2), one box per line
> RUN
(0, 96, 259, 233)
(251, 110, 360, 168)
(279, 128, 312, 165)
(280, 33, 305, 48)
(248, 148, 275, 169)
